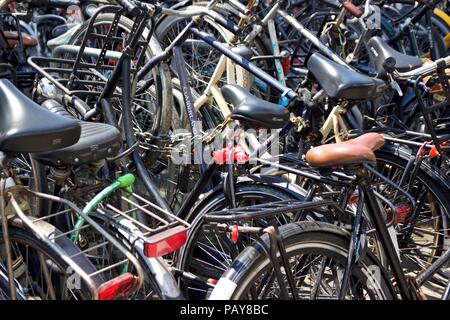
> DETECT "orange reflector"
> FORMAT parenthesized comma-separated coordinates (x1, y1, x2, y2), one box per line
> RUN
(429, 141, 449, 158)
(144, 226, 187, 258)
(98, 273, 137, 300)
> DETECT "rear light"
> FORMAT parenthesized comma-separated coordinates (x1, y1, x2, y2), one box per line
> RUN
(231, 224, 239, 244)
(347, 193, 359, 205)
(395, 204, 412, 224)
(98, 273, 137, 300)
(144, 226, 187, 258)
(212, 146, 249, 165)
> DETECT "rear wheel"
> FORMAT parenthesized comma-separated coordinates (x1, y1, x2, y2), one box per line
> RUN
(178, 183, 301, 299)
(68, 13, 173, 168)
(374, 147, 450, 287)
(224, 221, 394, 300)
(0, 224, 98, 300)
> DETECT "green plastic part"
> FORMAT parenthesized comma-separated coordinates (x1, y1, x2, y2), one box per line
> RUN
(117, 174, 136, 189)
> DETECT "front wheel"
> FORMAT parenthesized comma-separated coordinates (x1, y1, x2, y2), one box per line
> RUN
(219, 221, 395, 300)
(0, 224, 99, 300)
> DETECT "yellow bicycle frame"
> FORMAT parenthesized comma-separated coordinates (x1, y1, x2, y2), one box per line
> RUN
(433, 8, 450, 48)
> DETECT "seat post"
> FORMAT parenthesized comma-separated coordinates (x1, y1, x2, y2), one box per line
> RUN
(356, 166, 412, 300)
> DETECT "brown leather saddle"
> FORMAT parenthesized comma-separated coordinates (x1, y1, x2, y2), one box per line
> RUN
(306, 133, 385, 168)
(3, 31, 38, 48)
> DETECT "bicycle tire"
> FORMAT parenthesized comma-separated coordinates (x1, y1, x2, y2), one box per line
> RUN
(219, 221, 395, 300)
(68, 13, 173, 168)
(0, 222, 101, 299)
(177, 182, 303, 299)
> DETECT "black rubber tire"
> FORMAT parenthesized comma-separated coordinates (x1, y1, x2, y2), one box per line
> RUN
(0, 223, 99, 299)
(68, 13, 173, 168)
(177, 182, 302, 299)
(223, 221, 395, 300)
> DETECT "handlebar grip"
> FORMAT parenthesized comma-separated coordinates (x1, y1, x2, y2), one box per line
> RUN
(339, 0, 363, 18)
(117, 0, 141, 16)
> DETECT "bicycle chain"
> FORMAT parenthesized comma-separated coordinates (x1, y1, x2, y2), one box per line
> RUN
(135, 116, 231, 154)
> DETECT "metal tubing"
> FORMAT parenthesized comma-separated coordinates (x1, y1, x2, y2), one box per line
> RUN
(0, 178, 16, 299)
(120, 57, 172, 213)
(190, 27, 297, 100)
(358, 168, 412, 299)
(416, 247, 450, 286)
(53, 45, 123, 60)
(204, 200, 338, 222)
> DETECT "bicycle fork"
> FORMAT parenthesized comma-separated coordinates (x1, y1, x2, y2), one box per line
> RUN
(358, 165, 415, 299)
(0, 176, 16, 299)
(256, 225, 299, 300)
(339, 185, 366, 299)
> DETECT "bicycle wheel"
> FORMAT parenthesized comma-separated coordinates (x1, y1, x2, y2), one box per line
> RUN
(147, 78, 222, 211)
(178, 182, 303, 299)
(374, 146, 450, 285)
(68, 13, 173, 168)
(0, 223, 100, 300)
(220, 221, 395, 300)
(156, 6, 253, 95)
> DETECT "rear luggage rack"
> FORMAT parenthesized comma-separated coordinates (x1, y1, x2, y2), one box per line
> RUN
(28, 4, 151, 117)
(6, 188, 145, 300)
(98, 189, 191, 258)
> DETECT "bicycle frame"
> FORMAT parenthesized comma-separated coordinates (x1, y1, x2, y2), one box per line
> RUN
(385, 0, 441, 59)
(146, 0, 370, 160)
(205, 160, 450, 299)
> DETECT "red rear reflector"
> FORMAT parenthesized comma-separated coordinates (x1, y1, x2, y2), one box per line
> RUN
(429, 141, 449, 158)
(208, 278, 218, 285)
(395, 204, 412, 224)
(347, 194, 359, 205)
(281, 56, 291, 75)
(98, 273, 137, 300)
(144, 226, 187, 258)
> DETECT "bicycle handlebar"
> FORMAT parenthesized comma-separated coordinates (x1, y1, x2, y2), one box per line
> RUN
(397, 55, 450, 79)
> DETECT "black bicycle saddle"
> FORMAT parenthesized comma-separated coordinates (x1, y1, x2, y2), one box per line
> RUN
(0, 79, 80, 154)
(307, 53, 387, 100)
(367, 36, 423, 73)
(222, 84, 290, 129)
